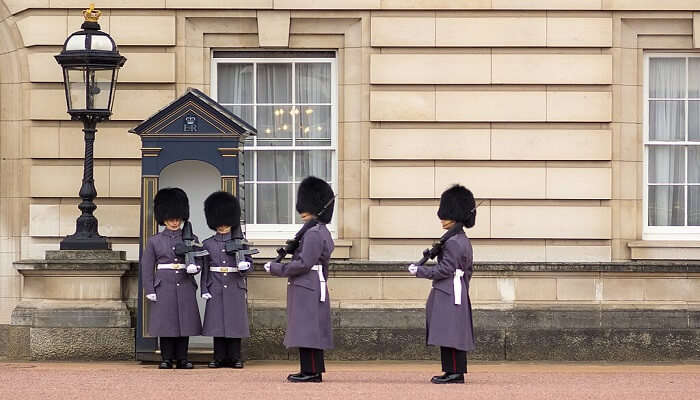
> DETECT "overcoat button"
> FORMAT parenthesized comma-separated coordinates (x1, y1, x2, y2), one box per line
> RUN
(224, 285, 228, 288)
(177, 283, 180, 287)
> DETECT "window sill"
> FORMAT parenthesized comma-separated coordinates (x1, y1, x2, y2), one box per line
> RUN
(628, 240, 700, 260)
(248, 239, 353, 259)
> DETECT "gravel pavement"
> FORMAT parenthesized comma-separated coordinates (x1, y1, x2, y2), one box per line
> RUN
(1, 360, 698, 400)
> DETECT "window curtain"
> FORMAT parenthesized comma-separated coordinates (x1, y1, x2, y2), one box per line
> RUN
(217, 64, 253, 125)
(648, 58, 686, 226)
(257, 64, 293, 223)
(295, 63, 332, 187)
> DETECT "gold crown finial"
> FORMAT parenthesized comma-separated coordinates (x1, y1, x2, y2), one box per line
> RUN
(83, 4, 102, 22)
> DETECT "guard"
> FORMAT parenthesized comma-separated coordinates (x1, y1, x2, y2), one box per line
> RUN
(200, 191, 253, 368)
(264, 176, 335, 383)
(407, 184, 477, 384)
(140, 187, 202, 369)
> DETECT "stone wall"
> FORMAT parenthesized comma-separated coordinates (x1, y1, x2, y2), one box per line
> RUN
(2, 2, 700, 329)
(127, 261, 700, 361)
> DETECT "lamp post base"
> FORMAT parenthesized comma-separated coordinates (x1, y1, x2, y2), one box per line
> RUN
(60, 234, 111, 250)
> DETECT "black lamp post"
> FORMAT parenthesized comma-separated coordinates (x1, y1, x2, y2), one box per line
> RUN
(55, 4, 126, 250)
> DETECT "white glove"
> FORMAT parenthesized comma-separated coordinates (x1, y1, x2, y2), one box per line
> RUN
(264, 262, 271, 273)
(146, 294, 157, 302)
(408, 264, 418, 275)
(202, 293, 212, 300)
(186, 264, 199, 274)
(238, 261, 251, 271)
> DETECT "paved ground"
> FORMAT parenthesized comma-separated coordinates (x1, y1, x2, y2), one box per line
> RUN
(0, 361, 699, 400)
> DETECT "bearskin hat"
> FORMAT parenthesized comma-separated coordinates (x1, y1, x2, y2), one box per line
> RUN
(296, 176, 335, 224)
(204, 191, 241, 231)
(437, 184, 476, 228)
(154, 187, 189, 225)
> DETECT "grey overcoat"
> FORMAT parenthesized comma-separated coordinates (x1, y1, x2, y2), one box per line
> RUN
(416, 231, 476, 352)
(200, 232, 251, 338)
(141, 228, 202, 337)
(269, 223, 334, 350)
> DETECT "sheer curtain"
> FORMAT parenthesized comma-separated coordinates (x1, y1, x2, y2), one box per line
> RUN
(217, 64, 253, 124)
(255, 64, 293, 223)
(648, 58, 686, 226)
(222, 61, 333, 226)
(295, 63, 332, 189)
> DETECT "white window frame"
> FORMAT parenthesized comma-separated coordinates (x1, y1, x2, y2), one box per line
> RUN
(211, 55, 338, 239)
(643, 52, 700, 240)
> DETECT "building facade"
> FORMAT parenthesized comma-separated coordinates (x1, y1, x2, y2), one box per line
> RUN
(1, 1, 699, 360)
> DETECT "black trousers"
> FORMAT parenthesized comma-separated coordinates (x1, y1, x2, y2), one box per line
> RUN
(160, 337, 189, 361)
(299, 348, 325, 374)
(440, 346, 467, 374)
(213, 337, 242, 361)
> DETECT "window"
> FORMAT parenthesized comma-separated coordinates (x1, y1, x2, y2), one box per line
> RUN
(644, 54, 700, 239)
(212, 53, 337, 238)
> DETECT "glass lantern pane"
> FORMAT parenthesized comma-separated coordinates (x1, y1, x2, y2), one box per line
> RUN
(88, 69, 114, 110)
(66, 68, 87, 110)
(65, 34, 87, 51)
(90, 35, 113, 51)
(110, 69, 119, 112)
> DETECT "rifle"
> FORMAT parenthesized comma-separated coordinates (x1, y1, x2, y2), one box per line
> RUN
(273, 195, 337, 263)
(273, 219, 318, 263)
(224, 225, 260, 269)
(414, 222, 464, 266)
(174, 221, 209, 267)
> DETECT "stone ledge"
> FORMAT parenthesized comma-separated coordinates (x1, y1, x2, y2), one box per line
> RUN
(11, 300, 131, 328)
(14, 260, 132, 272)
(246, 260, 700, 273)
(629, 241, 700, 261)
(45, 250, 127, 261)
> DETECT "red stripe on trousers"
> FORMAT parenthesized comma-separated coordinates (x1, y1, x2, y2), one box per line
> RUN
(452, 349, 456, 372)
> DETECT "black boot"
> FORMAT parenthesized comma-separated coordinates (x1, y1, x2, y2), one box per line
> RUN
(208, 361, 224, 368)
(176, 360, 194, 369)
(287, 372, 322, 383)
(431, 373, 464, 384)
(158, 360, 173, 369)
(231, 360, 244, 369)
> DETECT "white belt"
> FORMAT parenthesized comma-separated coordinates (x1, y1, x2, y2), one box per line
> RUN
(157, 263, 185, 270)
(453, 269, 465, 305)
(210, 266, 238, 273)
(311, 265, 326, 302)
